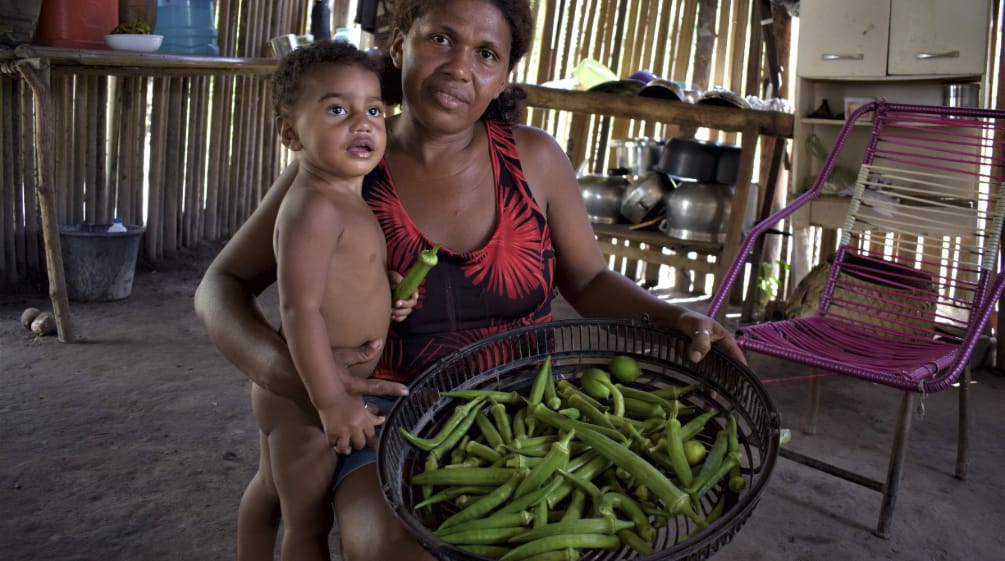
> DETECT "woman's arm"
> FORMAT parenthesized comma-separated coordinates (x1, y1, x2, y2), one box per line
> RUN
(513, 126, 745, 364)
(194, 162, 403, 401)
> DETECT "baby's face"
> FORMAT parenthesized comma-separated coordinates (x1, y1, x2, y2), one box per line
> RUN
(287, 63, 386, 180)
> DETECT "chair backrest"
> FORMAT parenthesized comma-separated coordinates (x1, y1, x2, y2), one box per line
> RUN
(708, 101, 1005, 354)
(820, 102, 1005, 346)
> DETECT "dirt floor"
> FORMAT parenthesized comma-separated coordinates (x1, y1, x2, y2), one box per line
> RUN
(2, 242, 1004, 561)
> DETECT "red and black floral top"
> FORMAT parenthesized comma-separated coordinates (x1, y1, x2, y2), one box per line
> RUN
(363, 121, 557, 382)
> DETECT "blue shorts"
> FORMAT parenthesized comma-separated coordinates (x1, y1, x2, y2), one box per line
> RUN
(331, 395, 398, 491)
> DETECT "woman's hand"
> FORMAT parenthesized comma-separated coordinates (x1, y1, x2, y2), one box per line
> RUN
(388, 270, 419, 322)
(677, 310, 746, 365)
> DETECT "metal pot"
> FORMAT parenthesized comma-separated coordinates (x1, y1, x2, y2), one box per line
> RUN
(713, 141, 741, 185)
(659, 181, 734, 243)
(656, 137, 719, 182)
(659, 180, 760, 242)
(579, 174, 629, 224)
(610, 137, 663, 177)
(619, 171, 674, 224)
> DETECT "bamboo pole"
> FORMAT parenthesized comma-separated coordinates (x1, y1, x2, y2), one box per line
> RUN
(15, 59, 74, 342)
(20, 80, 39, 277)
(1, 78, 12, 286)
(146, 78, 167, 260)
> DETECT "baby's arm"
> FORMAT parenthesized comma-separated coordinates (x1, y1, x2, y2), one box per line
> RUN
(275, 186, 376, 454)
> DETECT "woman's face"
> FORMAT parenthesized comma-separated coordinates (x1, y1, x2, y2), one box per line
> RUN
(390, 0, 512, 133)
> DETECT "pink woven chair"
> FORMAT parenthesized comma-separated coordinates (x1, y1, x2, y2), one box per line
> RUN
(708, 100, 1005, 537)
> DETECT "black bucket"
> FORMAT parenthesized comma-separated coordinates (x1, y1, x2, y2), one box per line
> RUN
(59, 223, 146, 302)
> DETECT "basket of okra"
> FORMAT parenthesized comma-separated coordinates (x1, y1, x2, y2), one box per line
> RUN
(377, 319, 780, 561)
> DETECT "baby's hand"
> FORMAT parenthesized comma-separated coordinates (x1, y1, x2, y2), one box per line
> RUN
(388, 270, 418, 322)
(318, 394, 383, 455)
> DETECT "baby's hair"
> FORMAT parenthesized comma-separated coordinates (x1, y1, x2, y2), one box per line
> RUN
(271, 40, 382, 118)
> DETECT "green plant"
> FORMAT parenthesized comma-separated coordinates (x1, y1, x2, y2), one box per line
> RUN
(758, 259, 790, 309)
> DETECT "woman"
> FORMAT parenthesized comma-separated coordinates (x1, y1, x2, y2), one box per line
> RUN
(195, 0, 743, 559)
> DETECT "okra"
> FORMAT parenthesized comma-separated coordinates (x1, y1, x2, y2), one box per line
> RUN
(528, 355, 553, 407)
(559, 489, 586, 522)
(618, 528, 655, 555)
(496, 474, 564, 515)
(688, 429, 729, 496)
(680, 409, 719, 442)
(665, 418, 694, 487)
(652, 384, 696, 400)
(518, 549, 579, 561)
(399, 396, 486, 452)
(579, 368, 624, 417)
(490, 402, 514, 445)
(439, 510, 533, 535)
(438, 469, 527, 531)
(393, 243, 441, 301)
(498, 534, 620, 561)
(474, 410, 505, 450)
(616, 384, 677, 415)
(410, 466, 516, 487)
(565, 393, 614, 429)
(597, 491, 655, 542)
(510, 517, 634, 542)
(515, 430, 574, 498)
(438, 526, 527, 545)
(529, 403, 699, 523)
(414, 485, 488, 510)
(623, 396, 665, 420)
(466, 439, 502, 463)
(431, 401, 485, 462)
(442, 389, 523, 404)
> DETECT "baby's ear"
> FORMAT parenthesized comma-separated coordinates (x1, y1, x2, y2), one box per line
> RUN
(275, 116, 302, 150)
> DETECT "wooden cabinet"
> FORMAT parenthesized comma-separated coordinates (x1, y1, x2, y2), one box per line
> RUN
(799, 0, 991, 78)
(789, 0, 993, 283)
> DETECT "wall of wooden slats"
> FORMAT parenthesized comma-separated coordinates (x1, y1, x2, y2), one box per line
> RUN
(3, 1, 1002, 293)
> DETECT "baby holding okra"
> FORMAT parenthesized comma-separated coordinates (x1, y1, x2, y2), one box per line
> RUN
(241, 40, 428, 561)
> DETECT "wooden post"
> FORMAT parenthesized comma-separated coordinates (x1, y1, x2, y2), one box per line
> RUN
(13, 58, 74, 343)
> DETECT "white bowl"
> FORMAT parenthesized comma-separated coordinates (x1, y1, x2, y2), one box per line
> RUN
(104, 34, 164, 53)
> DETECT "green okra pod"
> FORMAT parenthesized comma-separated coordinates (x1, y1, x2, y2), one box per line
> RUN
(515, 430, 574, 498)
(399, 396, 486, 452)
(438, 526, 527, 545)
(437, 469, 527, 531)
(439, 510, 533, 536)
(666, 418, 694, 487)
(393, 243, 442, 302)
(680, 409, 719, 442)
(410, 466, 516, 487)
(442, 389, 523, 404)
(509, 517, 635, 542)
(498, 533, 621, 561)
(528, 403, 699, 524)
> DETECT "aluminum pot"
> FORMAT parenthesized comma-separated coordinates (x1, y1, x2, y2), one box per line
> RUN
(659, 181, 734, 243)
(580, 174, 629, 224)
(619, 171, 674, 224)
(610, 137, 663, 176)
(656, 137, 719, 182)
(713, 141, 742, 185)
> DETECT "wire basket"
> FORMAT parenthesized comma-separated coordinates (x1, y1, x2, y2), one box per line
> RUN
(377, 319, 780, 561)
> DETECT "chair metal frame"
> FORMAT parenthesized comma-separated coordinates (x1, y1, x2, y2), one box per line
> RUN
(708, 99, 1005, 537)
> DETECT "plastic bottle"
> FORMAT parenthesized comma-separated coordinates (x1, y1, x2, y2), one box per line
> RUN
(310, 1, 331, 42)
(108, 218, 127, 233)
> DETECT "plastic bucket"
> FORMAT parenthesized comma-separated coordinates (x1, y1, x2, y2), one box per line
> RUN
(32, 0, 118, 49)
(59, 224, 146, 302)
(154, 0, 219, 56)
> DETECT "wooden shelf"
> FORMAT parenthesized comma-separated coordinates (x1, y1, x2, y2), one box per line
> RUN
(1, 44, 278, 76)
(520, 84, 794, 138)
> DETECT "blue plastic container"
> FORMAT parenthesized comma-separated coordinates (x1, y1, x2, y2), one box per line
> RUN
(154, 0, 219, 56)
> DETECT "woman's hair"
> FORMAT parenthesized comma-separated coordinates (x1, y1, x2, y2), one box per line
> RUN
(382, 0, 535, 124)
(271, 40, 382, 118)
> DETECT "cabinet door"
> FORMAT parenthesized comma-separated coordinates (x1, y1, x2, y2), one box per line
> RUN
(888, 0, 990, 75)
(798, 0, 890, 78)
